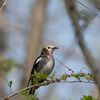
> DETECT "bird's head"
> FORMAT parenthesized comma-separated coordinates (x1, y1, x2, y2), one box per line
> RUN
(41, 45, 58, 56)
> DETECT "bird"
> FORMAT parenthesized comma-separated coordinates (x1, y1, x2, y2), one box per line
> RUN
(27, 45, 58, 95)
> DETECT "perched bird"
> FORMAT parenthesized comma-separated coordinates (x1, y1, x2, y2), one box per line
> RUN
(27, 45, 58, 95)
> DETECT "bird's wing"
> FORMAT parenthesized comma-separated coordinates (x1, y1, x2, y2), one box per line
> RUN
(31, 55, 48, 74)
(27, 55, 48, 87)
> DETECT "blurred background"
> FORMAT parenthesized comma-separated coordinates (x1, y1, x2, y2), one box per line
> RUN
(0, 0, 100, 100)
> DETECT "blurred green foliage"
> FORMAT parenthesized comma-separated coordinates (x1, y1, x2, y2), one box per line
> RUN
(81, 95, 98, 100)
(59, 72, 94, 82)
(29, 97, 39, 100)
(19, 90, 39, 100)
(48, 72, 55, 79)
(80, 9, 90, 17)
(61, 73, 68, 80)
(0, 57, 20, 72)
(19, 90, 29, 95)
(30, 71, 47, 83)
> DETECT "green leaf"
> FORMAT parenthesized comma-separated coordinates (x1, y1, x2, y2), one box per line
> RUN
(27, 93, 39, 100)
(19, 90, 29, 95)
(9, 81, 12, 87)
(48, 72, 55, 79)
(72, 74, 80, 79)
(81, 95, 97, 100)
(31, 71, 48, 83)
(29, 97, 39, 100)
(86, 73, 95, 81)
(80, 9, 89, 16)
(61, 73, 67, 80)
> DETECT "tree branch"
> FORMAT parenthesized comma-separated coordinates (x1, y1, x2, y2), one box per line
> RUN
(92, 0, 100, 11)
(55, 58, 74, 74)
(75, 0, 90, 10)
(81, 13, 97, 32)
(2, 75, 95, 100)
(64, 0, 100, 93)
(0, 0, 7, 12)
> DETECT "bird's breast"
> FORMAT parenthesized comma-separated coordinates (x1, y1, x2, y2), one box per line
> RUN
(40, 59, 54, 75)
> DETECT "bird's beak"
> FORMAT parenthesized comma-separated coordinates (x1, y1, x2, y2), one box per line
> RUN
(53, 47, 58, 50)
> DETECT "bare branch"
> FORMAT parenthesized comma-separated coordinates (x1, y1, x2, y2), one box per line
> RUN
(81, 13, 97, 32)
(74, 0, 97, 32)
(82, 67, 92, 73)
(55, 58, 74, 74)
(2, 76, 94, 100)
(75, 0, 90, 10)
(64, 0, 100, 93)
(92, 0, 100, 11)
(0, 0, 7, 12)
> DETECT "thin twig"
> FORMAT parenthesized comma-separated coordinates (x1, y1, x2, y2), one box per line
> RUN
(74, 0, 97, 32)
(0, 0, 7, 12)
(0, 72, 12, 94)
(81, 13, 97, 32)
(82, 67, 91, 73)
(74, 0, 90, 10)
(55, 57, 74, 74)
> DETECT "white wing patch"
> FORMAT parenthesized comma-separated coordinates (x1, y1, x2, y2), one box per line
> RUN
(35, 57, 42, 64)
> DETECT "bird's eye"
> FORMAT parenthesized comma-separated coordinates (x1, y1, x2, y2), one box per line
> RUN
(48, 47, 50, 49)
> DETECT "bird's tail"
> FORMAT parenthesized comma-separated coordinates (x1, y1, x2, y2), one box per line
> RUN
(28, 78, 44, 95)
(28, 78, 36, 95)
(29, 87, 35, 95)
(29, 81, 44, 95)
(27, 78, 30, 87)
